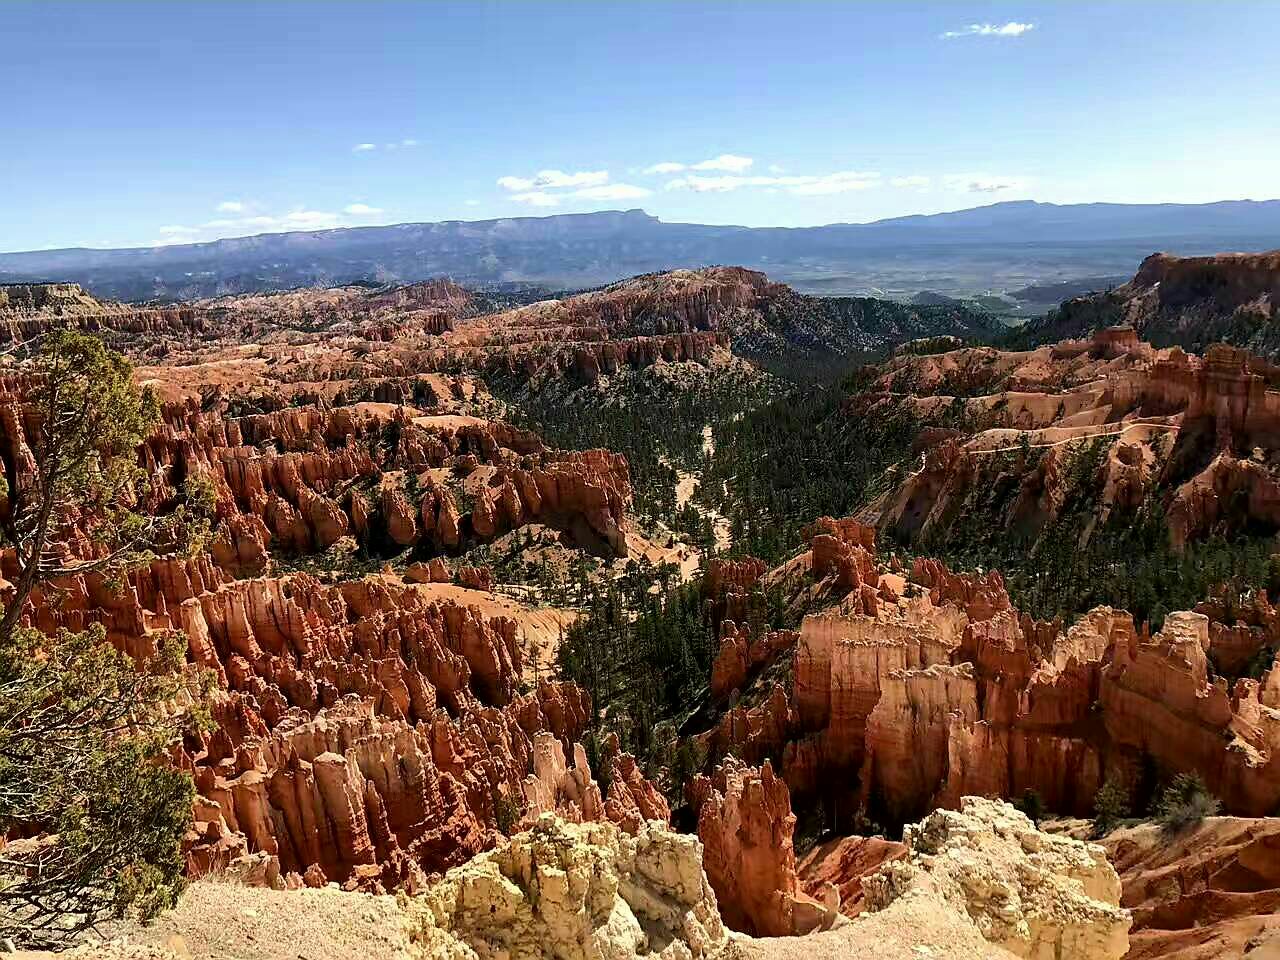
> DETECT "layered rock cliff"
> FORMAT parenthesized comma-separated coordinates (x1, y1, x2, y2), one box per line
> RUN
(860, 328, 1280, 548)
(1026, 251, 1280, 357)
(693, 519, 1280, 832)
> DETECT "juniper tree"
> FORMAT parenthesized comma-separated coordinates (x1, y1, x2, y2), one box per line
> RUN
(0, 331, 212, 946)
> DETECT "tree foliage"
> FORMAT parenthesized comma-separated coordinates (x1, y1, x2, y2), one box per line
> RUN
(0, 332, 210, 946)
(1153, 773, 1221, 833)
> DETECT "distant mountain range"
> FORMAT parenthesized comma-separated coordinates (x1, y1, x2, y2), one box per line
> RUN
(3, 199, 1278, 304)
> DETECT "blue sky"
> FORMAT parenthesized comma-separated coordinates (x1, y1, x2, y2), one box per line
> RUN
(3, 1, 1278, 251)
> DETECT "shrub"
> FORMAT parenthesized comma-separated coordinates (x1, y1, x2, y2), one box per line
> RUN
(1013, 788, 1046, 823)
(1153, 773, 1221, 832)
(0, 333, 212, 946)
(1093, 778, 1131, 836)
(493, 790, 522, 836)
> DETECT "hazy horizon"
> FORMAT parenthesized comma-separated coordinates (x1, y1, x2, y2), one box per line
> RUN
(6, 196, 1280, 257)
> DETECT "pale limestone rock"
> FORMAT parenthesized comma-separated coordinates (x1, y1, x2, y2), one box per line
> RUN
(408, 815, 729, 960)
(863, 798, 1130, 960)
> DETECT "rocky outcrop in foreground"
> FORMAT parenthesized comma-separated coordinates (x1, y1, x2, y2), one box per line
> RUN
(690, 758, 837, 937)
(43, 803, 1131, 960)
(408, 816, 729, 960)
(864, 798, 1130, 960)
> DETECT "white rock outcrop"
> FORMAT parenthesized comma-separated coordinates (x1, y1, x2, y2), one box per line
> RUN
(862, 797, 1131, 960)
(408, 815, 731, 960)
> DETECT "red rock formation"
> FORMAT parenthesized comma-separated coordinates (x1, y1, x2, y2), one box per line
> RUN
(696, 526, 1280, 829)
(864, 327, 1280, 549)
(709, 621, 798, 702)
(797, 834, 906, 918)
(1104, 816, 1280, 960)
(13, 549, 664, 890)
(690, 759, 836, 937)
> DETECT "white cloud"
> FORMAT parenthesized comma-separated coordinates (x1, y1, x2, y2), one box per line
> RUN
(574, 183, 650, 201)
(643, 154, 755, 175)
(944, 174, 1030, 193)
(216, 200, 245, 213)
(666, 170, 881, 196)
(768, 164, 786, 174)
(941, 21, 1035, 39)
(498, 169, 610, 191)
(691, 153, 754, 172)
(151, 203, 390, 245)
(511, 191, 561, 207)
(890, 175, 931, 188)
(464, 199, 481, 206)
(507, 182, 649, 207)
(643, 161, 687, 175)
(204, 215, 277, 229)
(355, 138, 417, 153)
(281, 210, 338, 228)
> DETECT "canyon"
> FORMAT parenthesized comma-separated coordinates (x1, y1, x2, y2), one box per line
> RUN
(855, 324, 1280, 549)
(5, 255, 1280, 959)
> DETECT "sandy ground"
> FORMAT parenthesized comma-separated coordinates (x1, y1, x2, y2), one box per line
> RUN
(735, 898, 1016, 960)
(16, 882, 414, 960)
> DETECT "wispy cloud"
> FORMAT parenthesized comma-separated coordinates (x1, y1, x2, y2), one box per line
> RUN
(941, 21, 1035, 39)
(497, 169, 610, 191)
(511, 191, 561, 208)
(890, 175, 931, 188)
(352, 139, 419, 153)
(498, 170, 650, 207)
(943, 174, 1030, 193)
(575, 183, 650, 201)
(154, 201, 388, 244)
(643, 154, 755, 175)
(665, 170, 881, 196)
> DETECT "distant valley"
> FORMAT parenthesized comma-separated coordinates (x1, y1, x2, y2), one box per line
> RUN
(3, 198, 1279, 306)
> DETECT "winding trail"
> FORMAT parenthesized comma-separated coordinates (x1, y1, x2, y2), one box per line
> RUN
(968, 419, 1180, 456)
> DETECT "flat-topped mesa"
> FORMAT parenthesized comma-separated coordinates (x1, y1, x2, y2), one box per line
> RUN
(463, 331, 731, 384)
(1024, 249, 1280, 353)
(1128, 250, 1280, 317)
(495, 266, 778, 338)
(567, 332, 730, 383)
(0, 282, 208, 343)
